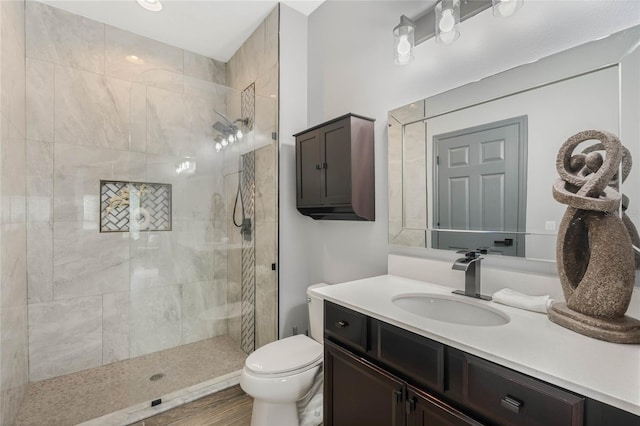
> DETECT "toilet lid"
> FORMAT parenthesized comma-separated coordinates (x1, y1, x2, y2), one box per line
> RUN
(245, 335, 323, 375)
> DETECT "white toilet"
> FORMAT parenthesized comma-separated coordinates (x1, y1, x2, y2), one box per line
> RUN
(240, 284, 327, 426)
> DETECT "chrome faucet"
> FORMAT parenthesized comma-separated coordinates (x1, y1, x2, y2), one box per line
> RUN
(452, 250, 491, 301)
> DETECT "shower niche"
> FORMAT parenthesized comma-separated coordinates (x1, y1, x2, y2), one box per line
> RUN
(100, 180, 172, 232)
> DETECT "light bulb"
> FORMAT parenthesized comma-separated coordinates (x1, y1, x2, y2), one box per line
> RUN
(221, 139, 228, 147)
(236, 129, 243, 140)
(493, 0, 522, 17)
(228, 134, 235, 144)
(439, 9, 455, 33)
(137, 0, 162, 12)
(215, 142, 222, 151)
(396, 52, 411, 65)
(397, 35, 411, 56)
(497, 0, 516, 17)
(438, 30, 458, 44)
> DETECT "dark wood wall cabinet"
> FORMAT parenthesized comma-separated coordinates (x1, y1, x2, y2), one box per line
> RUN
(323, 301, 640, 426)
(294, 113, 375, 221)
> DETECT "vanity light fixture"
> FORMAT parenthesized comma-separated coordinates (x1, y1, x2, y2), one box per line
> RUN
(394, 0, 523, 64)
(213, 113, 248, 153)
(137, 0, 162, 12)
(175, 159, 196, 175)
(214, 127, 243, 152)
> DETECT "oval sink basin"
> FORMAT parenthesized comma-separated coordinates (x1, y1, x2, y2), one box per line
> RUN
(392, 293, 510, 327)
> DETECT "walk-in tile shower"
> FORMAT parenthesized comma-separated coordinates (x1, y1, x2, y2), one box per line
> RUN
(1, 1, 279, 424)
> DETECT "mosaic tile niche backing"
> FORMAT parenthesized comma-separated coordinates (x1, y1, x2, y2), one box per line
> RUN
(100, 181, 172, 232)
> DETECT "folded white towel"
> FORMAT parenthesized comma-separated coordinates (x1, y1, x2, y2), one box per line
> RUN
(492, 288, 554, 314)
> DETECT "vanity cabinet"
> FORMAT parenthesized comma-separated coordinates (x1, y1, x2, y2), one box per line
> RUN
(324, 301, 639, 426)
(325, 340, 404, 426)
(324, 339, 476, 426)
(324, 301, 472, 426)
(294, 113, 375, 221)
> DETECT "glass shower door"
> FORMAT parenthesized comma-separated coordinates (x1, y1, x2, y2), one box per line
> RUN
(119, 68, 277, 410)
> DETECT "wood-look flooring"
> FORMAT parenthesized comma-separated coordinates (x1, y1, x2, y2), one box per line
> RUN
(131, 385, 253, 426)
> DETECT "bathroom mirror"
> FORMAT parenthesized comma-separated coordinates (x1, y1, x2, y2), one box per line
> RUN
(388, 25, 640, 261)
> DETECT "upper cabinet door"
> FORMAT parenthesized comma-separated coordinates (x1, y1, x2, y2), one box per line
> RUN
(320, 118, 352, 205)
(294, 113, 375, 221)
(296, 128, 321, 206)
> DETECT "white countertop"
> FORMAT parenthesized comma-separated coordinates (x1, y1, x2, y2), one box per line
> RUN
(313, 274, 640, 416)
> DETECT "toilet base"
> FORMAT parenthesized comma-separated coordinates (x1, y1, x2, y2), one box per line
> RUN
(250, 400, 299, 426)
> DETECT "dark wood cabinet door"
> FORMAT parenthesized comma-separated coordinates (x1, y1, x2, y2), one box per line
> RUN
(378, 321, 444, 393)
(296, 129, 321, 206)
(407, 385, 482, 426)
(325, 340, 404, 426)
(320, 119, 352, 205)
(462, 354, 584, 426)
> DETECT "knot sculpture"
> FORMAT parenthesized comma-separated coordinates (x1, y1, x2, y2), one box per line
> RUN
(549, 130, 640, 343)
(581, 142, 640, 269)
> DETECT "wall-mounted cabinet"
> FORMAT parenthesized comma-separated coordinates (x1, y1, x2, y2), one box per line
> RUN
(294, 113, 375, 221)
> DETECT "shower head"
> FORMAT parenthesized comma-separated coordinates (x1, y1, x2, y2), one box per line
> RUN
(213, 110, 248, 129)
(212, 110, 248, 134)
(212, 121, 229, 133)
(212, 110, 249, 152)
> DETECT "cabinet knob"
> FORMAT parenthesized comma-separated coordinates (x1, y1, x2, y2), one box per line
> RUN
(336, 320, 349, 328)
(315, 163, 321, 169)
(500, 395, 523, 414)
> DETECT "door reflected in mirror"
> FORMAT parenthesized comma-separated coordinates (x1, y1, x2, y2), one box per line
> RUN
(388, 25, 640, 262)
(433, 116, 527, 257)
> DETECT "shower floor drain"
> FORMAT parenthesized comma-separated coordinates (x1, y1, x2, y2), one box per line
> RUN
(149, 373, 165, 382)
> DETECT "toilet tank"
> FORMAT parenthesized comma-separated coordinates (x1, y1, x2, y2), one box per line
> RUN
(307, 283, 328, 343)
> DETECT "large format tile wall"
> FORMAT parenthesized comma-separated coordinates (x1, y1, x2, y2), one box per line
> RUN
(0, 1, 27, 423)
(225, 6, 279, 350)
(25, 1, 231, 381)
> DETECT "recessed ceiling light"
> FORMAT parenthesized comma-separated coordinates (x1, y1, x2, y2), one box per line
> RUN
(137, 0, 162, 12)
(126, 55, 145, 64)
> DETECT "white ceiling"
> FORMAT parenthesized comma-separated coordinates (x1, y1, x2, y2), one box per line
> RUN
(38, 0, 325, 62)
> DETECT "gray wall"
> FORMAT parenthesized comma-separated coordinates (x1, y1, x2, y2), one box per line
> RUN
(277, 0, 640, 336)
(279, 5, 315, 338)
(0, 1, 27, 424)
(306, 0, 639, 279)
